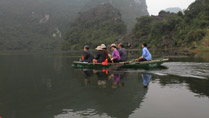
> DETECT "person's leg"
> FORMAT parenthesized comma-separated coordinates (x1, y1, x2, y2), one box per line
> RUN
(108, 58, 112, 63)
(113, 59, 120, 63)
(138, 58, 147, 62)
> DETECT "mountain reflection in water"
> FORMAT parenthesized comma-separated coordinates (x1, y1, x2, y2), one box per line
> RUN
(0, 54, 208, 118)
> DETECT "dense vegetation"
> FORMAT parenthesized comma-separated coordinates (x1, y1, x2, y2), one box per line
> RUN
(0, 0, 148, 51)
(1, 0, 208, 51)
(83, 0, 148, 31)
(125, 0, 209, 49)
(62, 4, 127, 50)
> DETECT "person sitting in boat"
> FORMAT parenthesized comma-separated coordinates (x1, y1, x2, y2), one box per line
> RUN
(137, 43, 152, 62)
(93, 46, 106, 63)
(83, 45, 94, 63)
(101, 44, 109, 64)
(109, 44, 121, 63)
(118, 43, 128, 62)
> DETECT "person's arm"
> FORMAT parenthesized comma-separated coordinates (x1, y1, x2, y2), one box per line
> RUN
(84, 51, 90, 62)
(95, 52, 100, 60)
(142, 48, 146, 58)
(84, 52, 88, 60)
(119, 49, 122, 57)
(112, 50, 120, 60)
(115, 50, 120, 59)
(136, 49, 145, 61)
(110, 50, 116, 61)
(108, 54, 112, 58)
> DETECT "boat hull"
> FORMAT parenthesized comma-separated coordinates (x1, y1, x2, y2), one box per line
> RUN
(72, 58, 169, 69)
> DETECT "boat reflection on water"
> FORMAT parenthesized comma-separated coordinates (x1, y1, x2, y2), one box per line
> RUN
(82, 69, 94, 85)
(81, 69, 152, 89)
(81, 68, 126, 88)
(81, 69, 154, 90)
(110, 74, 121, 88)
(142, 74, 151, 88)
(95, 70, 108, 88)
(77, 68, 148, 118)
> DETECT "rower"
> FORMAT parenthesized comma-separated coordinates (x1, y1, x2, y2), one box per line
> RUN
(109, 44, 121, 63)
(137, 43, 152, 62)
(101, 44, 110, 63)
(118, 43, 128, 62)
(93, 46, 105, 63)
(83, 45, 94, 63)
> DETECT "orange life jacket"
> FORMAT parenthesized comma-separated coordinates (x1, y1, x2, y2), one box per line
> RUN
(102, 59, 108, 65)
(81, 55, 84, 60)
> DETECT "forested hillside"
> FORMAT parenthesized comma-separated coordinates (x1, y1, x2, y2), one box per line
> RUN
(122, 0, 209, 49)
(84, 0, 148, 30)
(62, 3, 126, 50)
(0, 0, 148, 51)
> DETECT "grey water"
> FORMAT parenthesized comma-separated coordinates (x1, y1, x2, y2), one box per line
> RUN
(0, 52, 209, 118)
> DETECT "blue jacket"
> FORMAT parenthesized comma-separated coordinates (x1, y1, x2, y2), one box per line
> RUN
(142, 47, 152, 61)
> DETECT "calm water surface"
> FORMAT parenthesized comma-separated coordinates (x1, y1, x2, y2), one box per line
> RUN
(0, 52, 209, 118)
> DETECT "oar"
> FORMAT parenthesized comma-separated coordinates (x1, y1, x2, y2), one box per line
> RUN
(108, 63, 124, 70)
(108, 59, 138, 70)
(128, 58, 138, 63)
(108, 57, 120, 70)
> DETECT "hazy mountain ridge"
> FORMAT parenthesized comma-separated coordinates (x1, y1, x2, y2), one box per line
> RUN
(83, 0, 148, 30)
(165, 7, 183, 13)
(0, 0, 84, 50)
(62, 3, 127, 50)
(0, 0, 148, 51)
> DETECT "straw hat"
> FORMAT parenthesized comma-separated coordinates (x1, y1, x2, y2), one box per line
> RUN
(95, 46, 102, 50)
(101, 44, 106, 49)
(110, 43, 116, 47)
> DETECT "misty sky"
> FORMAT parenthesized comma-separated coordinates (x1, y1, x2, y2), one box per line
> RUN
(146, 0, 196, 15)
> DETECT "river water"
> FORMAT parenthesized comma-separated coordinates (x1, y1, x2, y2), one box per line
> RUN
(0, 52, 209, 118)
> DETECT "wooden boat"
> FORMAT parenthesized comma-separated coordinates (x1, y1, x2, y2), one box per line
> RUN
(72, 58, 169, 69)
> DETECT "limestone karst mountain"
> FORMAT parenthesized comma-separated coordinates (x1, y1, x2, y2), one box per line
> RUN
(63, 3, 127, 50)
(0, 0, 148, 51)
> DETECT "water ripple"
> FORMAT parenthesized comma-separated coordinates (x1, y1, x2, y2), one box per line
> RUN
(151, 62, 209, 79)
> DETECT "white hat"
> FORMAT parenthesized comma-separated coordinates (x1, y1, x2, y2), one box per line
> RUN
(101, 44, 106, 49)
(110, 43, 116, 47)
(95, 46, 102, 50)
